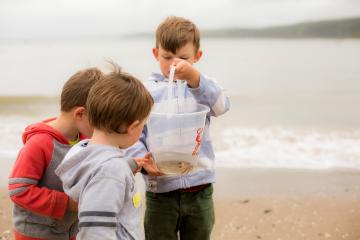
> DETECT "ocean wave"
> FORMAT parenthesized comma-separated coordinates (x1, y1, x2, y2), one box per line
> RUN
(215, 127, 360, 169)
(0, 116, 37, 159)
(2, 119, 360, 170)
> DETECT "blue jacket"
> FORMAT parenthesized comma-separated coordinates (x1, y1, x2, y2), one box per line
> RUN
(127, 72, 230, 193)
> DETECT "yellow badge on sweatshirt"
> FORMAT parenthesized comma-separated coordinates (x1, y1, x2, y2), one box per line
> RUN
(132, 192, 141, 208)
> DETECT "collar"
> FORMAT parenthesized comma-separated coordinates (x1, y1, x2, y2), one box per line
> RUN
(149, 72, 166, 82)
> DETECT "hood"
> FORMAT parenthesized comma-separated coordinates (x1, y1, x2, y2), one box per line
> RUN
(22, 117, 69, 144)
(55, 139, 126, 201)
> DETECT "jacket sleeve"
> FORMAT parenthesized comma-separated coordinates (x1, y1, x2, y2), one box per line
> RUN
(187, 74, 230, 117)
(8, 135, 69, 219)
(78, 177, 125, 240)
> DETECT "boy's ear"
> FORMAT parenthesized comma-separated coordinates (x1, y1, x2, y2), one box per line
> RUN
(194, 50, 202, 63)
(152, 48, 159, 61)
(73, 107, 86, 120)
(126, 120, 140, 135)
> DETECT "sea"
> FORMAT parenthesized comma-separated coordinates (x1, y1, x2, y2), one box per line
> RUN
(1, 38, 360, 180)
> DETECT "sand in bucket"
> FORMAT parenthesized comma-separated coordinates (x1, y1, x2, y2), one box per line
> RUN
(155, 152, 194, 175)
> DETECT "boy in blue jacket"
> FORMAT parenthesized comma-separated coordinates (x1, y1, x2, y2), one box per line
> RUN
(127, 16, 230, 240)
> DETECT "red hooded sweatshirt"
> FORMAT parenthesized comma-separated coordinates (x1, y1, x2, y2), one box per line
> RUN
(9, 118, 79, 240)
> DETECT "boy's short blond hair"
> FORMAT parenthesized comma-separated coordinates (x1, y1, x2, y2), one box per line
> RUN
(156, 16, 200, 54)
(87, 63, 153, 134)
(61, 68, 103, 112)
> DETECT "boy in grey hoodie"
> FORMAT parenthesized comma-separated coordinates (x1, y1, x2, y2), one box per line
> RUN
(56, 63, 158, 240)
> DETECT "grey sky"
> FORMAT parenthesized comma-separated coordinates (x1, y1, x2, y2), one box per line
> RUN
(0, 0, 360, 39)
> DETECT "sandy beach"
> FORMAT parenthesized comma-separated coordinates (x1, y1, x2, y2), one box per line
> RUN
(1, 168, 360, 239)
(212, 168, 360, 240)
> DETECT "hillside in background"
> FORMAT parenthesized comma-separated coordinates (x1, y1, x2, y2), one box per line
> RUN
(129, 17, 360, 39)
(202, 17, 360, 38)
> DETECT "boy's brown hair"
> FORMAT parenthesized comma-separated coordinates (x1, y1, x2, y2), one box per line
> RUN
(61, 68, 103, 112)
(156, 16, 200, 54)
(87, 63, 154, 134)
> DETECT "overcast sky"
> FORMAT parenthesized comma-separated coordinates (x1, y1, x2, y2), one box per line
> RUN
(1, 0, 360, 39)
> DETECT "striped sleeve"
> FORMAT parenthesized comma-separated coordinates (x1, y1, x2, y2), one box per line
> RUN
(8, 135, 69, 219)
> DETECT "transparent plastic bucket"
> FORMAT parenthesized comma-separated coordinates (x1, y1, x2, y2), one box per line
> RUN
(147, 100, 210, 175)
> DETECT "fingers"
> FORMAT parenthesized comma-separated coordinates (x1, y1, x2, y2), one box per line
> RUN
(133, 158, 144, 167)
(145, 152, 152, 160)
(173, 60, 186, 70)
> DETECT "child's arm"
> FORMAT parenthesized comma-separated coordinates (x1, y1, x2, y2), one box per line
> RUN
(78, 177, 126, 240)
(173, 59, 230, 117)
(8, 136, 69, 219)
(126, 122, 163, 175)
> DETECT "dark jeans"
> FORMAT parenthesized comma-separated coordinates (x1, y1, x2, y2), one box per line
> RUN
(144, 184, 215, 240)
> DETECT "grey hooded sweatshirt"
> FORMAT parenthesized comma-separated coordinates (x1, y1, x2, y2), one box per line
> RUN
(55, 140, 143, 240)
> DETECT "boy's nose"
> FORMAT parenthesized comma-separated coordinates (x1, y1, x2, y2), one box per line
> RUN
(170, 58, 181, 66)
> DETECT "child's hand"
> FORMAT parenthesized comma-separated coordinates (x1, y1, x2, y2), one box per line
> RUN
(172, 59, 200, 88)
(133, 153, 163, 176)
(67, 198, 78, 212)
(132, 158, 144, 173)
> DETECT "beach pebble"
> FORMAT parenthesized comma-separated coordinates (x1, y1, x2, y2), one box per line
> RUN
(264, 209, 272, 214)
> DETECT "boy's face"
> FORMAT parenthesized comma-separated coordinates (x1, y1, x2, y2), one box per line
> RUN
(132, 117, 147, 141)
(125, 117, 148, 148)
(153, 42, 202, 78)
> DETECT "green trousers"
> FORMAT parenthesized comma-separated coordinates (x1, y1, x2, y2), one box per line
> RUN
(144, 184, 215, 240)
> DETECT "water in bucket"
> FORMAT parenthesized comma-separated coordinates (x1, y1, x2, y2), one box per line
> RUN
(147, 100, 209, 175)
(147, 66, 210, 175)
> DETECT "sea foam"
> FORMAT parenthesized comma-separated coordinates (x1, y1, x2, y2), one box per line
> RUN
(215, 127, 360, 169)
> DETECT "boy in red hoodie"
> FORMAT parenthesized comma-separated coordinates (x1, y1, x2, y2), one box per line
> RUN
(8, 68, 104, 240)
